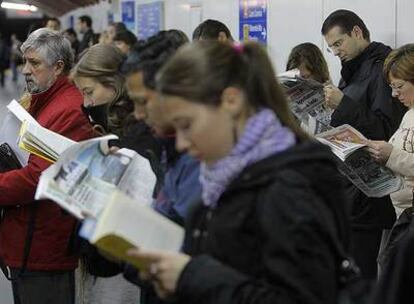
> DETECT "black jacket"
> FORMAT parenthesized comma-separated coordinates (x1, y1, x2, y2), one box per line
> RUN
(78, 29, 94, 55)
(332, 42, 406, 230)
(332, 42, 406, 140)
(176, 141, 350, 304)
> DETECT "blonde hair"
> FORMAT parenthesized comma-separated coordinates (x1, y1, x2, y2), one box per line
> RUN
(72, 44, 131, 135)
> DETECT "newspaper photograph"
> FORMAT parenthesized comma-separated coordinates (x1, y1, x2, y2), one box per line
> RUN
(279, 70, 333, 135)
(317, 125, 402, 197)
(35, 135, 157, 219)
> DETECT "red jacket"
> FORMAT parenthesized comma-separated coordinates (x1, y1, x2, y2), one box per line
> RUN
(0, 76, 95, 271)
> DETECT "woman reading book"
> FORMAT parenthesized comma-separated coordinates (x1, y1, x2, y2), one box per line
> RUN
(126, 41, 351, 304)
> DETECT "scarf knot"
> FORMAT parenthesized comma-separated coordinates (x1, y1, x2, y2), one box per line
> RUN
(200, 108, 296, 207)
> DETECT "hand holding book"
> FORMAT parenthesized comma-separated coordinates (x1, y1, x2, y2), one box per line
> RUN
(126, 248, 190, 300)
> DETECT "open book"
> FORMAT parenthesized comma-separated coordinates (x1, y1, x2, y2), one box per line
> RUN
(79, 191, 185, 270)
(36, 135, 157, 219)
(317, 125, 402, 197)
(279, 69, 333, 135)
(19, 120, 76, 163)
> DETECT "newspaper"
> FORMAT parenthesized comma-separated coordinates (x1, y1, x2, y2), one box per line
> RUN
(279, 69, 333, 135)
(35, 135, 157, 219)
(0, 100, 36, 166)
(317, 125, 402, 197)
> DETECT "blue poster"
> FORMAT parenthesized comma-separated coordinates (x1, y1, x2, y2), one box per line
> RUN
(122, 1, 135, 33)
(137, 1, 164, 40)
(239, 0, 267, 44)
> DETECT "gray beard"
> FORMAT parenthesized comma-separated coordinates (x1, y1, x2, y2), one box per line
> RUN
(25, 77, 55, 94)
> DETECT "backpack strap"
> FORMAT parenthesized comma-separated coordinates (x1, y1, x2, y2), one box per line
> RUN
(0, 202, 38, 281)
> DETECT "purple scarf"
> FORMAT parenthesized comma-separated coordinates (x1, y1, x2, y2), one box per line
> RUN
(200, 108, 296, 208)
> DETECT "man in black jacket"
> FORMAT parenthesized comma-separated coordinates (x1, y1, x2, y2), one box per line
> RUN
(77, 15, 94, 55)
(321, 9, 406, 279)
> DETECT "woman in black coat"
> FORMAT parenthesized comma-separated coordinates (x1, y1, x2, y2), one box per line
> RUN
(127, 41, 350, 304)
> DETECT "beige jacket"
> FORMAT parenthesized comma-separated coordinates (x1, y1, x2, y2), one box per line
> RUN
(386, 108, 414, 218)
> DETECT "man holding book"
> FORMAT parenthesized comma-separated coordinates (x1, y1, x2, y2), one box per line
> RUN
(0, 28, 94, 304)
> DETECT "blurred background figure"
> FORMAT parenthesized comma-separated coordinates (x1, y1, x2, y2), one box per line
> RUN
(286, 42, 330, 83)
(98, 30, 112, 45)
(10, 34, 22, 83)
(77, 15, 94, 54)
(113, 30, 137, 55)
(63, 28, 79, 57)
(107, 22, 127, 44)
(45, 17, 61, 32)
(0, 33, 10, 88)
(192, 19, 234, 41)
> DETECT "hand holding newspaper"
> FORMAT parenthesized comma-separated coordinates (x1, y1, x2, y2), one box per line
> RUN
(0, 100, 35, 166)
(35, 135, 156, 219)
(317, 125, 402, 197)
(36, 135, 184, 267)
(279, 69, 333, 135)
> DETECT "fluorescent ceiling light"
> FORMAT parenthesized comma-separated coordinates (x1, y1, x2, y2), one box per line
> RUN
(1, 2, 38, 12)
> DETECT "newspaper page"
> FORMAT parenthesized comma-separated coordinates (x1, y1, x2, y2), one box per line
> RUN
(317, 125, 402, 197)
(279, 70, 333, 134)
(0, 100, 37, 166)
(35, 135, 157, 219)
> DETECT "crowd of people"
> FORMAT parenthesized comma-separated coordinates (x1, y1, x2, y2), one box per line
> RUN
(0, 9, 413, 304)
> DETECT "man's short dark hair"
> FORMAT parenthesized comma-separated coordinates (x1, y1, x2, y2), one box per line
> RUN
(79, 15, 92, 28)
(46, 17, 61, 27)
(114, 30, 138, 47)
(321, 9, 370, 41)
(192, 19, 233, 41)
(120, 30, 187, 89)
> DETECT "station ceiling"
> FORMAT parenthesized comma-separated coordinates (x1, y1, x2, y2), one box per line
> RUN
(29, 0, 99, 16)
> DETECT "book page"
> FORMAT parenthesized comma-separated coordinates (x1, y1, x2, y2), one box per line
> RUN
(91, 191, 184, 269)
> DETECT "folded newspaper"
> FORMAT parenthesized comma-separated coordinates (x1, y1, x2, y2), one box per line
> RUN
(317, 124, 402, 197)
(279, 69, 333, 135)
(35, 135, 184, 266)
(19, 120, 76, 163)
(35, 135, 157, 219)
(0, 100, 35, 166)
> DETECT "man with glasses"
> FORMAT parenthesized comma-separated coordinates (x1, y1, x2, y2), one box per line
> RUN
(321, 9, 406, 280)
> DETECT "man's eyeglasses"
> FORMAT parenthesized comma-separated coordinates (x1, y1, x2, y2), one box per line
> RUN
(326, 39, 345, 54)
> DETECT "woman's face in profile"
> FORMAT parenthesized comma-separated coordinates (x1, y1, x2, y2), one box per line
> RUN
(75, 76, 116, 108)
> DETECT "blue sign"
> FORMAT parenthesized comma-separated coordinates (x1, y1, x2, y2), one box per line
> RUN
(69, 15, 74, 29)
(137, 1, 164, 40)
(239, 0, 267, 44)
(108, 12, 114, 25)
(122, 1, 136, 33)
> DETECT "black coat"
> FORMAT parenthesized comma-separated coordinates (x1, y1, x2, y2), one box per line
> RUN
(78, 29, 94, 55)
(176, 141, 350, 304)
(332, 42, 406, 140)
(332, 42, 406, 230)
